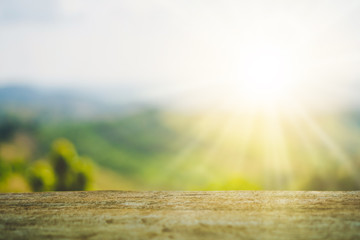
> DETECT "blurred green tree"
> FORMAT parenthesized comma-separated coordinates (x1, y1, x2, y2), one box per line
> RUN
(27, 161, 55, 192)
(0, 157, 12, 182)
(28, 139, 93, 191)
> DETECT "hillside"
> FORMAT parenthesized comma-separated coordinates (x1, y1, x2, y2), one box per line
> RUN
(1, 85, 360, 191)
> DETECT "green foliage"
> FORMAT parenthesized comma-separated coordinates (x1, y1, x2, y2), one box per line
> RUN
(205, 176, 261, 190)
(27, 139, 94, 192)
(2, 108, 360, 191)
(0, 157, 12, 181)
(0, 113, 38, 142)
(27, 161, 55, 192)
(38, 110, 181, 176)
(0, 116, 18, 141)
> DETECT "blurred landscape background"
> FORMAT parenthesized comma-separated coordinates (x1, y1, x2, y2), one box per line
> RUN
(1, 0, 360, 192)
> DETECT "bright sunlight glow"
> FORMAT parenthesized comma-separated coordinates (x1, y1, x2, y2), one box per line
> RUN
(235, 45, 298, 111)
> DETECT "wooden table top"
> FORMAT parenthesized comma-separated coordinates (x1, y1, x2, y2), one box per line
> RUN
(1, 191, 359, 240)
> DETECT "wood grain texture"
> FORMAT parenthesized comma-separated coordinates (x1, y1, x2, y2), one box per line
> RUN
(0, 191, 359, 240)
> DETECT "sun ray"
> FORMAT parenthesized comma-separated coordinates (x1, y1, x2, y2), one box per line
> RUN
(271, 112, 293, 189)
(200, 116, 235, 164)
(236, 109, 257, 159)
(295, 108, 360, 184)
(286, 111, 326, 189)
(161, 106, 224, 176)
(260, 109, 292, 189)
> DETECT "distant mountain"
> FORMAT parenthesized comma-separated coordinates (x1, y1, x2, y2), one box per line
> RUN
(0, 85, 152, 121)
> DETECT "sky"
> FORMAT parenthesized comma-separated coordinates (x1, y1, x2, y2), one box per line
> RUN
(0, 0, 360, 110)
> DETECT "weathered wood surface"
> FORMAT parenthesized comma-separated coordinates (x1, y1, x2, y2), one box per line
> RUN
(0, 191, 359, 240)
